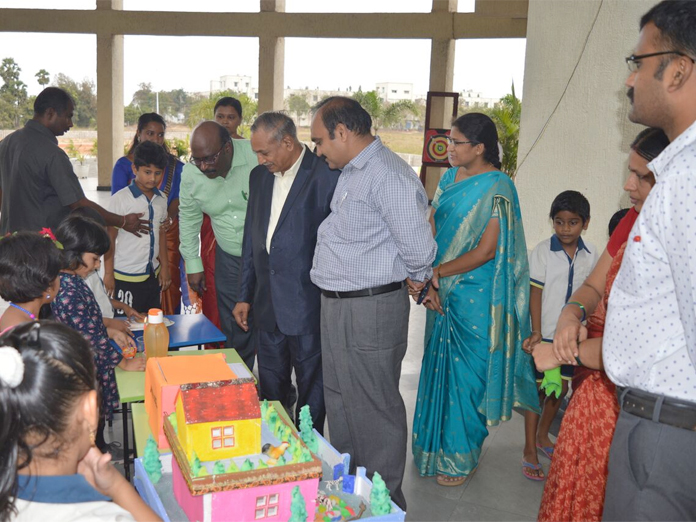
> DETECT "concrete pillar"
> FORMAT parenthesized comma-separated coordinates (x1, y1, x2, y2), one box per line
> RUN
(96, 0, 124, 191)
(516, 0, 653, 249)
(258, 0, 286, 114)
(424, 0, 457, 198)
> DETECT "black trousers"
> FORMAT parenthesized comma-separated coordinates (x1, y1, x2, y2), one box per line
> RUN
(256, 328, 325, 435)
(114, 272, 161, 315)
(214, 245, 255, 370)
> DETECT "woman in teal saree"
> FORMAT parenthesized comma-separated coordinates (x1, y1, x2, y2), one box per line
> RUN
(412, 113, 539, 486)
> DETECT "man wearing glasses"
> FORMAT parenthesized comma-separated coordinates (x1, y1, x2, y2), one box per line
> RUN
(179, 121, 257, 369)
(601, 1, 696, 519)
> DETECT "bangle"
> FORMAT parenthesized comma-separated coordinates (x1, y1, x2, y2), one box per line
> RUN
(531, 330, 541, 336)
(436, 263, 443, 279)
(565, 301, 586, 322)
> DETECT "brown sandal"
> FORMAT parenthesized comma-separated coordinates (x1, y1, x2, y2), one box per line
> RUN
(437, 474, 466, 487)
(436, 467, 477, 487)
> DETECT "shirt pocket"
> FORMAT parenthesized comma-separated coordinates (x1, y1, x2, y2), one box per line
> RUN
(333, 196, 377, 244)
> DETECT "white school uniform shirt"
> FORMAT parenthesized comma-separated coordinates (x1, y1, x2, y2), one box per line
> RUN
(84, 270, 114, 319)
(604, 118, 696, 402)
(529, 235, 598, 341)
(109, 184, 167, 282)
(266, 147, 306, 252)
(12, 474, 135, 521)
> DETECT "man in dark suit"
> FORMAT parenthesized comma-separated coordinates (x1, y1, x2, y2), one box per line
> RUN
(234, 112, 339, 432)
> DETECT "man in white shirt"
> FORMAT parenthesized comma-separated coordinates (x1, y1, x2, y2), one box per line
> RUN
(602, 2, 696, 519)
(234, 112, 339, 432)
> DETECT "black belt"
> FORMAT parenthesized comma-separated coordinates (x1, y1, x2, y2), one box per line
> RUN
(618, 388, 696, 431)
(321, 281, 405, 299)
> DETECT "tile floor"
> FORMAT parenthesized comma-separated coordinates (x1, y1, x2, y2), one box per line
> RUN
(92, 179, 548, 521)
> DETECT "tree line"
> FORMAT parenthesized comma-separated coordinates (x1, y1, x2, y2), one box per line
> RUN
(0, 56, 520, 174)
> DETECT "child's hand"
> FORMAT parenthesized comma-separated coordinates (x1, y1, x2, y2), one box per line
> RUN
(118, 355, 146, 372)
(159, 269, 171, 292)
(103, 273, 115, 298)
(78, 446, 125, 497)
(105, 317, 132, 336)
(522, 331, 542, 353)
(122, 304, 145, 323)
(532, 343, 562, 372)
(111, 329, 135, 347)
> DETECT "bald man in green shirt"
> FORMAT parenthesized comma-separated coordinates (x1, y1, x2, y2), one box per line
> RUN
(179, 121, 257, 368)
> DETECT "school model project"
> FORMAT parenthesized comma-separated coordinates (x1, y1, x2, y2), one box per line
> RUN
(137, 353, 406, 521)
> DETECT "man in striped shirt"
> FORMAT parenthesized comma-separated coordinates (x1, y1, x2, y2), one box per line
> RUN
(310, 97, 436, 510)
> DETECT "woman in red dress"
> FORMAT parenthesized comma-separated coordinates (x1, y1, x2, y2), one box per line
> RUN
(535, 128, 669, 522)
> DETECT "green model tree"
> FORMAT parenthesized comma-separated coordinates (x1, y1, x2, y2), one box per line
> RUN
(143, 435, 162, 484)
(226, 459, 239, 473)
(299, 405, 318, 453)
(213, 461, 226, 475)
(257, 459, 268, 469)
(275, 455, 286, 466)
(168, 412, 178, 434)
(190, 452, 201, 475)
(292, 440, 303, 462)
(260, 399, 269, 420)
(370, 472, 392, 516)
(288, 486, 308, 522)
(300, 447, 312, 463)
(267, 408, 279, 432)
(241, 458, 255, 471)
(190, 451, 208, 477)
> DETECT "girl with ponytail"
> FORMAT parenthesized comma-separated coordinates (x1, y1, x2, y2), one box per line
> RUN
(0, 321, 159, 521)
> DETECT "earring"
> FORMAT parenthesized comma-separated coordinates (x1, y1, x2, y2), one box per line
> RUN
(46, 294, 51, 299)
(90, 428, 97, 446)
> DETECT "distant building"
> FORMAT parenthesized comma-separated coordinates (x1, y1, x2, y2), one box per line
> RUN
(210, 75, 255, 98)
(376, 82, 414, 103)
(460, 89, 500, 109)
(284, 86, 353, 105)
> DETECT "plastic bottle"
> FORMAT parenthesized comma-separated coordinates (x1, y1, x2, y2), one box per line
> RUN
(144, 308, 170, 360)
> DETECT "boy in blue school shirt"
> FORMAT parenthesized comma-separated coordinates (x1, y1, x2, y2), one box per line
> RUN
(520, 190, 599, 481)
(105, 141, 170, 315)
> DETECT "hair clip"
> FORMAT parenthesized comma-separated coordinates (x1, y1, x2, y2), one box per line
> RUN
(39, 228, 64, 250)
(26, 322, 41, 349)
(0, 346, 24, 388)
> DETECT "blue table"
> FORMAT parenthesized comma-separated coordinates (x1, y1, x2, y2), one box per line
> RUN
(126, 313, 226, 350)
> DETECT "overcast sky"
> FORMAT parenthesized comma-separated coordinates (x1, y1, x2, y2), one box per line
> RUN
(0, 0, 526, 103)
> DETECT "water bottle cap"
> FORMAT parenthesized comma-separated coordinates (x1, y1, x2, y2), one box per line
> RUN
(148, 308, 164, 324)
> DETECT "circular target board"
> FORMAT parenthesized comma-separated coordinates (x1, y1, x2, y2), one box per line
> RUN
(422, 130, 451, 165)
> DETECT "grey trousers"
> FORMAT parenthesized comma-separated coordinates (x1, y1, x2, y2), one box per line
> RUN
(215, 245, 254, 370)
(603, 396, 696, 521)
(320, 286, 409, 511)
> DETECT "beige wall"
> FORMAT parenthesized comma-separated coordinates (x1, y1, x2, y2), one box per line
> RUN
(516, 0, 653, 250)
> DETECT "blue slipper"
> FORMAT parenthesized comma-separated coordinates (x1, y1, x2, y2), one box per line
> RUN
(536, 443, 554, 460)
(522, 460, 545, 481)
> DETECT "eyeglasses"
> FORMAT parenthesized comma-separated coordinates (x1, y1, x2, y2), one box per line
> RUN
(625, 51, 695, 73)
(446, 137, 477, 146)
(189, 141, 229, 167)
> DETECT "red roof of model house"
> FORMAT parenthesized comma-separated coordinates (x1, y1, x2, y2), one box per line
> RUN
(179, 379, 260, 424)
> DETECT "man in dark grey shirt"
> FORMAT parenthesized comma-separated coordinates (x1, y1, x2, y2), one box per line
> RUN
(0, 87, 148, 235)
